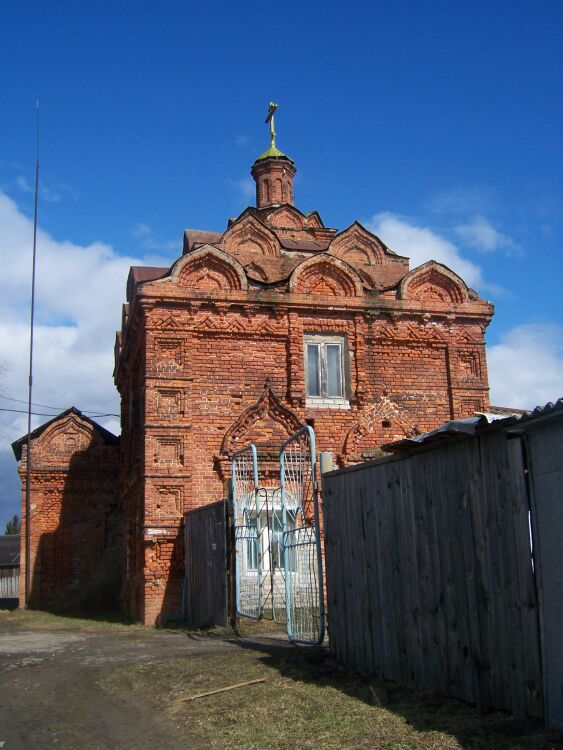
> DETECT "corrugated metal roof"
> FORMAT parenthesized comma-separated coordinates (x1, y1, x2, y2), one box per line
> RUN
(513, 397, 563, 423)
(383, 416, 487, 452)
(383, 398, 563, 452)
(488, 405, 530, 417)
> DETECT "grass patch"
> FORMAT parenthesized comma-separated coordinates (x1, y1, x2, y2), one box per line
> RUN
(0, 607, 140, 632)
(159, 613, 288, 639)
(100, 644, 563, 750)
(235, 614, 288, 637)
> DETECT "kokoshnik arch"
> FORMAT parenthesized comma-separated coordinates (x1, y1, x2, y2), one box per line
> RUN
(13, 105, 494, 624)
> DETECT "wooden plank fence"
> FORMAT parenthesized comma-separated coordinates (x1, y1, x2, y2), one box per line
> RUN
(184, 500, 227, 628)
(323, 429, 543, 718)
(0, 568, 19, 598)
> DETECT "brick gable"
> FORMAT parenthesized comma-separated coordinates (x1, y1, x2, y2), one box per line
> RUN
(14, 133, 494, 626)
(115, 150, 493, 622)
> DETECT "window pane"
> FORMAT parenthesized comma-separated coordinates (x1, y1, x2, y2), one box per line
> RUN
(326, 344, 342, 397)
(286, 545, 297, 574)
(271, 514, 282, 569)
(246, 537, 258, 571)
(307, 344, 321, 396)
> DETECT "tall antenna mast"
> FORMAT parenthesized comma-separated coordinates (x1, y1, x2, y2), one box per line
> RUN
(24, 100, 39, 606)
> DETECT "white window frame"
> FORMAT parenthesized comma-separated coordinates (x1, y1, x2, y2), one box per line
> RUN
(245, 533, 259, 572)
(304, 334, 349, 408)
(243, 503, 297, 574)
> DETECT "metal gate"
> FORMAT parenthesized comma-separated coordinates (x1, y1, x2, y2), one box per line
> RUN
(232, 427, 325, 645)
(280, 426, 325, 644)
(232, 444, 262, 620)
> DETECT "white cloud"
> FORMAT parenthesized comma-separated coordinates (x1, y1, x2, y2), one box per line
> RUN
(425, 186, 495, 216)
(229, 177, 255, 201)
(235, 134, 249, 147)
(16, 175, 32, 193)
(132, 223, 151, 239)
(488, 324, 563, 410)
(454, 215, 518, 254)
(0, 191, 171, 469)
(2, 189, 560, 524)
(366, 211, 487, 292)
(40, 184, 62, 203)
(131, 222, 178, 252)
(14, 175, 78, 203)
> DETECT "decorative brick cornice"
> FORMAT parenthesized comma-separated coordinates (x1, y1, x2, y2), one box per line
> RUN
(399, 261, 469, 304)
(342, 393, 419, 459)
(289, 254, 364, 298)
(220, 379, 304, 456)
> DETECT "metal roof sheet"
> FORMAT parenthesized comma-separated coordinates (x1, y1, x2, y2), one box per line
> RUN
(383, 398, 563, 452)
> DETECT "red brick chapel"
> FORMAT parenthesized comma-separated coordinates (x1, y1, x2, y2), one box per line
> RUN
(14, 108, 494, 624)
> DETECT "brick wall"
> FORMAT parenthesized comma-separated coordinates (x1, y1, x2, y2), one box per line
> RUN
(113, 162, 494, 625)
(12, 151, 494, 626)
(116, 269, 492, 624)
(16, 410, 120, 612)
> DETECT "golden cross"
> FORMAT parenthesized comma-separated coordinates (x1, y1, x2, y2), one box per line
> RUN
(265, 102, 278, 148)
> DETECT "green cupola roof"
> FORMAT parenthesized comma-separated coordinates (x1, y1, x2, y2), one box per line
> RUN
(254, 144, 294, 163)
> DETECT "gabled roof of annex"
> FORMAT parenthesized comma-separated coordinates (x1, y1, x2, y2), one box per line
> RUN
(11, 407, 119, 461)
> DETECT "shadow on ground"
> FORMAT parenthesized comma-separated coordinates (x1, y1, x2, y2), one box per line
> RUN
(231, 637, 563, 750)
(0, 597, 18, 610)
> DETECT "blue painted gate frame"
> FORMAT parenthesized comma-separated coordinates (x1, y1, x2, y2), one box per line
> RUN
(232, 444, 261, 620)
(232, 427, 325, 645)
(280, 426, 326, 645)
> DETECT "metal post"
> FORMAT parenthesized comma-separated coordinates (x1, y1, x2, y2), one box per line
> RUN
(24, 101, 40, 607)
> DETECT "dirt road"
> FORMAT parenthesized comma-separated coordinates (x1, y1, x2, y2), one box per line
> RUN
(0, 615, 258, 749)
(2, 612, 561, 750)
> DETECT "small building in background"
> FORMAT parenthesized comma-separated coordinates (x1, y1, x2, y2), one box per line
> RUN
(12, 409, 120, 613)
(0, 533, 21, 607)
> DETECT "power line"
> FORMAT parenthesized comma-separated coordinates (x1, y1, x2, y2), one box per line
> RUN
(0, 420, 21, 431)
(0, 407, 119, 418)
(0, 394, 118, 416)
(0, 394, 71, 410)
(2, 407, 69, 417)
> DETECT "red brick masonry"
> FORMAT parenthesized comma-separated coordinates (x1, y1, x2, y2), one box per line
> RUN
(114, 151, 493, 624)
(14, 146, 493, 624)
(13, 410, 120, 611)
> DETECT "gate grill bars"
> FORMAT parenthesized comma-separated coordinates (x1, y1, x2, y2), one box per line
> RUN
(232, 444, 262, 619)
(280, 426, 326, 645)
(267, 487, 288, 625)
(232, 428, 325, 645)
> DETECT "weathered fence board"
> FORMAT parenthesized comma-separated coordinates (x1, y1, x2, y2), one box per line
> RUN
(184, 501, 227, 628)
(522, 416, 563, 727)
(323, 429, 543, 718)
(0, 568, 19, 598)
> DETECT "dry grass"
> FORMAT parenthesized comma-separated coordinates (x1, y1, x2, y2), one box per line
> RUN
(101, 642, 563, 750)
(5, 610, 561, 749)
(0, 606, 139, 631)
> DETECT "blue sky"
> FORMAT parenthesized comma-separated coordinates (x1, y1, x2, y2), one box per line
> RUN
(1, 0, 562, 526)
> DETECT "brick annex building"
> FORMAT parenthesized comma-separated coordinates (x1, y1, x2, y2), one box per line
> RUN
(14, 115, 494, 624)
